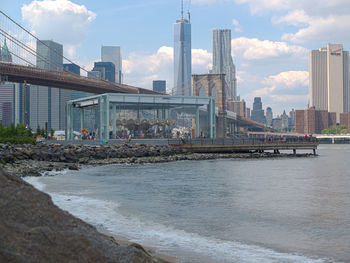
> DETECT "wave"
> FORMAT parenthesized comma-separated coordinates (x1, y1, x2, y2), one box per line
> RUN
(24, 176, 338, 263)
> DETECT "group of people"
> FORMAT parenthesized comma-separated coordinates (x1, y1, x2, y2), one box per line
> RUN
(81, 131, 96, 140)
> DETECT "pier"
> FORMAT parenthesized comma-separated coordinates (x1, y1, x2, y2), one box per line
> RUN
(168, 138, 318, 155)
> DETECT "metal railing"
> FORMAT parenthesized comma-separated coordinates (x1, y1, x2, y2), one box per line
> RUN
(167, 137, 318, 145)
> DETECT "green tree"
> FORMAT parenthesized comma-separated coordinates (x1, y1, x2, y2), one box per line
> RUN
(0, 123, 36, 144)
(322, 125, 349, 134)
(50, 128, 55, 138)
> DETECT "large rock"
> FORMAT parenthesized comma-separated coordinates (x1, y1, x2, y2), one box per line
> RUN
(0, 168, 158, 263)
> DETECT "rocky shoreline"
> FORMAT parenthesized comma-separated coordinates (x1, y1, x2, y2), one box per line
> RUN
(0, 167, 169, 263)
(0, 143, 315, 263)
(0, 142, 315, 177)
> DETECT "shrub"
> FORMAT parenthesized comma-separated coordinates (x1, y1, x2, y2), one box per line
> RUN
(0, 123, 36, 145)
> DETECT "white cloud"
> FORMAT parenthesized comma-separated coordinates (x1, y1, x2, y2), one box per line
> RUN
(231, 37, 308, 60)
(234, 0, 350, 16)
(21, 0, 96, 58)
(247, 71, 309, 111)
(192, 48, 212, 73)
(234, 0, 350, 43)
(238, 71, 308, 114)
(280, 14, 350, 43)
(123, 46, 212, 90)
(232, 19, 243, 32)
(193, 0, 350, 43)
(263, 70, 309, 89)
(269, 94, 308, 103)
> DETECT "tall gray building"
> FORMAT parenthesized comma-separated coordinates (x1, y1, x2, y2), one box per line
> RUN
(309, 43, 350, 122)
(251, 97, 265, 124)
(29, 40, 69, 130)
(0, 38, 24, 126)
(101, 46, 122, 83)
(153, 80, 166, 93)
(174, 11, 191, 96)
(265, 107, 273, 127)
(212, 29, 237, 100)
(92, 62, 115, 83)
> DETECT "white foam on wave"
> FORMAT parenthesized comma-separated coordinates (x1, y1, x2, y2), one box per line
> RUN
(24, 177, 47, 191)
(44, 192, 338, 263)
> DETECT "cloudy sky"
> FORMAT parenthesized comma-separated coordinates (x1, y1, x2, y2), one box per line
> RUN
(2, 0, 350, 115)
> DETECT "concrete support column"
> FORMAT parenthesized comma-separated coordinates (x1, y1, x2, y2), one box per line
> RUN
(208, 98, 216, 139)
(164, 109, 170, 133)
(104, 95, 110, 141)
(99, 97, 103, 141)
(112, 104, 116, 139)
(65, 102, 74, 141)
(80, 108, 84, 132)
(98, 95, 110, 141)
(195, 106, 200, 138)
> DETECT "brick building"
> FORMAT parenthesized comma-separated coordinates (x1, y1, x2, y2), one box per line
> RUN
(227, 99, 246, 117)
(295, 107, 336, 134)
(340, 112, 350, 127)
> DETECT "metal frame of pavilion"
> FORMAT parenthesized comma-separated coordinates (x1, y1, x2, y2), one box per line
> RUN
(65, 93, 216, 141)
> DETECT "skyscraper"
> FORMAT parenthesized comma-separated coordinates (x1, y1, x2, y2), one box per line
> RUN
(153, 80, 166, 93)
(101, 46, 122, 83)
(212, 29, 237, 100)
(174, 7, 191, 96)
(251, 97, 265, 124)
(29, 40, 69, 130)
(309, 44, 350, 122)
(0, 38, 24, 126)
(92, 62, 115, 82)
(265, 107, 273, 126)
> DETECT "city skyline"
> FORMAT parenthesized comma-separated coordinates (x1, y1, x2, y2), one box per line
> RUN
(2, 0, 350, 115)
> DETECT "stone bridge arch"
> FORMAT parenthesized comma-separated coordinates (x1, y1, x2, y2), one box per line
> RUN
(192, 73, 226, 113)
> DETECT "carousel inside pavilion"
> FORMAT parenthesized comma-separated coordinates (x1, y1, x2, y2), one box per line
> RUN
(65, 93, 216, 141)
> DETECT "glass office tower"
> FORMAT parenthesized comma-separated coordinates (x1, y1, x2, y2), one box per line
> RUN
(174, 17, 191, 96)
(101, 46, 122, 84)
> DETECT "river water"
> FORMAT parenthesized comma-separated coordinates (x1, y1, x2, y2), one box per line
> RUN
(25, 145, 350, 263)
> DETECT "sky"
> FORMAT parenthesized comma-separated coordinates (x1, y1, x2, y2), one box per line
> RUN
(2, 0, 350, 116)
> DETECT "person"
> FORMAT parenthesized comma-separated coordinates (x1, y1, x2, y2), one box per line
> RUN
(304, 134, 308, 141)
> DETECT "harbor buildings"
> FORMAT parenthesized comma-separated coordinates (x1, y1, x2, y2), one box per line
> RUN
(295, 107, 336, 134)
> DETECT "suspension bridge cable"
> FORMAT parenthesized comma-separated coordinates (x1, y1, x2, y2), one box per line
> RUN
(0, 9, 89, 74)
(0, 29, 64, 71)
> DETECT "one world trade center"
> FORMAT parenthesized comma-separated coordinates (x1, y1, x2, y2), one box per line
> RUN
(174, 4, 191, 96)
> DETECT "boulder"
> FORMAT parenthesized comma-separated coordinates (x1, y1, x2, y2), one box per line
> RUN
(0, 167, 158, 263)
